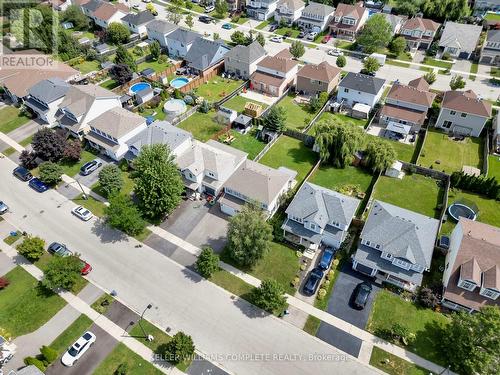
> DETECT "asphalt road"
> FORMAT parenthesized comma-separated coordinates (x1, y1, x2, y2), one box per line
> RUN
(0, 156, 379, 375)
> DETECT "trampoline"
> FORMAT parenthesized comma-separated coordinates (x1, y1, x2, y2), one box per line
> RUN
(448, 201, 478, 222)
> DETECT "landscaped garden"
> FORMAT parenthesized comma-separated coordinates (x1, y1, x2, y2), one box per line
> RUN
(226, 129, 266, 160)
(418, 129, 483, 174)
(370, 347, 428, 375)
(93, 343, 163, 375)
(193, 77, 243, 103)
(177, 111, 225, 142)
(276, 94, 317, 131)
(0, 106, 31, 134)
(222, 95, 268, 113)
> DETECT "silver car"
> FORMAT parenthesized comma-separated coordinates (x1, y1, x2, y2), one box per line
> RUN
(72, 206, 93, 221)
(0, 201, 8, 215)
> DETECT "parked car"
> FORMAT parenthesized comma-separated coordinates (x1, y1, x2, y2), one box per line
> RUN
(222, 23, 232, 30)
(270, 36, 283, 43)
(352, 282, 372, 309)
(142, 0, 151, 2)
(439, 235, 450, 250)
(198, 15, 213, 24)
(322, 35, 332, 43)
(318, 247, 335, 270)
(13, 166, 33, 181)
(80, 159, 102, 176)
(72, 205, 93, 221)
(0, 201, 8, 215)
(205, 5, 215, 12)
(303, 268, 324, 296)
(28, 178, 49, 193)
(328, 48, 343, 56)
(269, 24, 278, 32)
(132, 4, 140, 10)
(297, 31, 305, 38)
(360, 69, 376, 77)
(48, 242, 73, 257)
(307, 31, 318, 40)
(80, 260, 92, 275)
(61, 331, 96, 367)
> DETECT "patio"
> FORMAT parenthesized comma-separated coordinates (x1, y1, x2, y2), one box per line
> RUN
(366, 123, 417, 145)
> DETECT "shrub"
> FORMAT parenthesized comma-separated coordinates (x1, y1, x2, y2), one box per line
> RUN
(115, 363, 128, 375)
(195, 247, 219, 278)
(326, 270, 335, 280)
(317, 288, 327, 300)
(162, 331, 195, 365)
(0, 276, 9, 289)
(24, 357, 46, 372)
(418, 287, 439, 308)
(39, 161, 63, 185)
(16, 235, 45, 261)
(40, 345, 58, 363)
(391, 322, 410, 343)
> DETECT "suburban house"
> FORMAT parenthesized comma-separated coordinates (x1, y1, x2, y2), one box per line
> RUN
(493, 115, 500, 153)
(176, 140, 247, 196)
(435, 90, 492, 137)
(146, 20, 178, 48)
(85, 107, 147, 161)
(474, 0, 500, 13)
(480, 29, 500, 65)
(219, 160, 297, 218)
(399, 17, 441, 51)
(184, 38, 231, 76)
(166, 28, 200, 59)
(224, 40, 267, 79)
(227, 0, 246, 13)
(24, 78, 70, 126)
(281, 182, 360, 250)
(336, 72, 386, 109)
(246, 0, 279, 21)
(441, 218, 500, 312)
(438, 22, 482, 59)
(80, 0, 102, 18)
(91, 2, 128, 29)
(121, 11, 155, 37)
(56, 84, 122, 138)
(297, 2, 335, 32)
(379, 77, 436, 133)
(296, 61, 341, 96)
(329, 2, 369, 41)
(249, 49, 298, 97)
(124, 121, 193, 161)
(352, 200, 439, 291)
(274, 0, 305, 25)
(382, 13, 406, 36)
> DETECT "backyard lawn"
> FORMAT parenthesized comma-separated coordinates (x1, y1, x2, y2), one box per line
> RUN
(276, 94, 316, 131)
(227, 129, 266, 160)
(93, 343, 163, 375)
(308, 111, 368, 134)
(193, 77, 243, 103)
(484, 12, 500, 22)
(487, 154, 500, 181)
(370, 347, 428, 375)
(99, 79, 119, 91)
(73, 60, 101, 74)
(178, 111, 224, 142)
(367, 289, 450, 365)
(50, 314, 93, 354)
(137, 60, 170, 73)
(260, 136, 318, 184)
(222, 95, 268, 113)
(418, 129, 483, 174)
(388, 138, 417, 163)
(0, 106, 31, 134)
(310, 165, 373, 197)
(0, 266, 66, 337)
(372, 174, 445, 219)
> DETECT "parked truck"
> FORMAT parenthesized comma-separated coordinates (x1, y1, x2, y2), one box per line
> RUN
(367, 53, 386, 66)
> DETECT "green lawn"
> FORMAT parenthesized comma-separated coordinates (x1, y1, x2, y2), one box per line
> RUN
(227, 129, 266, 160)
(91, 169, 135, 197)
(370, 347, 428, 375)
(260, 136, 318, 184)
(491, 67, 500, 78)
(93, 343, 163, 375)
(484, 12, 500, 22)
(275, 27, 301, 38)
(99, 79, 119, 90)
(0, 106, 31, 134)
(367, 289, 450, 365)
(3, 233, 21, 245)
(418, 129, 483, 174)
(34, 253, 88, 294)
(91, 293, 114, 314)
(0, 266, 66, 337)
(140, 99, 167, 121)
(422, 57, 453, 70)
(469, 62, 479, 80)
(137, 60, 170, 73)
(373, 174, 444, 219)
(386, 59, 410, 68)
(222, 95, 268, 114)
(487, 154, 500, 181)
(310, 165, 373, 198)
(193, 77, 244, 103)
(389, 138, 417, 163)
(336, 40, 355, 50)
(309, 111, 368, 134)
(73, 60, 101, 74)
(50, 314, 93, 354)
(72, 194, 107, 218)
(58, 149, 97, 177)
(276, 94, 316, 131)
(256, 19, 272, 30)
(178, 111, 224, 142)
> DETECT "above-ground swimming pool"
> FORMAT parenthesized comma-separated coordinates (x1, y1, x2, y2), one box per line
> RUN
(170, 77, 189, 89)
(129, 82, 152, 96)
(448, 202, 477, 222)
(163, 99, 187, 117)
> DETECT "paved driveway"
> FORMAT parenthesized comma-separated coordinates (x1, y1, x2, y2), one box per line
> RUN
(75, 156, 113, 188)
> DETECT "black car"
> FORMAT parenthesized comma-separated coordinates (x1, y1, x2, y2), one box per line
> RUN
(352, 282, 372, 309)
(303, 268, 324, 296)
(80, 159, 103, 176)
(269, 23, 278, 32)
(297, 31, 305, 38)
(198, 15, 213, 24)
(13, 166, 33, 181)
(360, 69, 376, 77)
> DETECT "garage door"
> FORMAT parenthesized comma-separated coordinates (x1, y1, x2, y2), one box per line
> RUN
(481, 56, 492, 64)
(220, 203, 238, 216)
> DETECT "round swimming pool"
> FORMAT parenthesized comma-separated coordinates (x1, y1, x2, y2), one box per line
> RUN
(170, 77, 189, 89)
(129, 82, 151, 95)
(163, 99, 187, 117)
(448, 203, 477, 222)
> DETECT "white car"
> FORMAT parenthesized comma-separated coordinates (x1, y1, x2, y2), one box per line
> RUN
(307, 31, 318, 40)
(328, 48, 343, 56)
(132, 4, 140, 10)
(61, 331, 96, 367)
(142, 0, 151, 3)
(0, 201, 8, 215)
(205, 5, 215, 12)
(72, 205, 93, 221)
(270, 36, 283, 43)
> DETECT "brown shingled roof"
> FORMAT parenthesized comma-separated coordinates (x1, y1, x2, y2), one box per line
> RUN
(257, 52, 297, 73)
(442, 90, 492, 118)
(387, 82, 435, 107)
(297, 61, 341, 83)
(250, 71, 285, 87)
(93, 3, 126, 21)
(380, 104, 427, 125)
(460, 257, 482, 284)
(334, 2, 366, 20)
(408, 77, 430, 91)
(402, 17, 441, 32)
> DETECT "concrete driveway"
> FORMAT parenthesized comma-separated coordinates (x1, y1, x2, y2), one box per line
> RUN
(74, 156, 113, 188)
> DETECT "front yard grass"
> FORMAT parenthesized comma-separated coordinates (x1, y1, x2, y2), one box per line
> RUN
(222, 95, 268, 113)
(260, 136, 318, 184)
(370, 347, 428, 375)
(91, 169, 134, 198)
(372, 174, 444, 219)
(34, 253, 88, 294)
(0, 266, 66, 337)
(422, 57, 453, 70)
(275, 27, 300, 38)
(256, 19, 271, 30)
(50, 314, 93, 354)
(3, 233, 21, 245)
(91, 293, 115, 314)
(276, 94, 316, 131)
(227, 129, 266, 160)
(193, 77, 243, 103)
(491, 66, 500, 78)
(58, 149, 97, 177)
(210, 269, 255, 298)
(367, 289, 450, 366)
(0, 106, 31, 134)
(469, 62, 479, 80)
(72, 194, 107, 218)
(418, 129, 483, 174)
(73, 60, 101, 74)
(487, 154, 500, 181)
(93, 343, 163, 375)
(178, 111, 225, 142)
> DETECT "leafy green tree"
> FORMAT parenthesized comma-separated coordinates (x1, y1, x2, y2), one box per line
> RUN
(167, 6, 182, 25)
(423, 71, 436, 84)
(252, 279, 287, 314)
(289, 40, 305, 59)
(450, 75, 466, 90)
(357, 14, 392, 53)
(195, 247, 219, 278)
(105, 194, 146, 236)
(163, 332, 195, 365)
(39, 161, 63, 185)
(146, 3, 158, 15)
(149, 41, 161, 60)
(263, 106, 287, 132)
(365, 138, 397, 172)
(106, 22, 130, 45)
(98, 164, 124, 197)
(114, 45, 137, 72)
(185, 13, 194, 29)
(394, 0, 421, 17)
(62, 5, 89, 30)
(256, 33, 265, 47)
(32, 128, 66, 162)
(213, 32, 220, 41)
(40, 345, 58, 363)
(362, 56, 381, 74)
(57, 30, 84, 61)
(227, 204, 273, 267)
(336, 55, 346, 67)
(42, 255, 82, 291)
(132, 144, 184, 219)
(16, 235, 45, 261)
(389, 36, 407, 56)
(110, 63, 133, 85)
(214, 0, 228, 18)
(231, 30, 248, 46)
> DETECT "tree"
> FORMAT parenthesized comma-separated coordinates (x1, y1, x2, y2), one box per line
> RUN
(19, 150, 38, 170)
(132, 144, 184, 219)
(167, 5, 182, 25)
(145, 3, 158, 16)
(256, 33, 265, 47)
(336, 55, 346, 68)
(212, 32, 220, 41)
(114, 45, 137, 72)
(442, 306, 500, 375)
(16, 235, 45, 261)
(110, 63, 133, 85)
(365, 138, 397, 172)
(32, 128, 66, 162)
(417, 287, 439, 308)
(63, 139, 82, 161)
(42, 254, 82, 291)
(105, 194, 146, 236)
(450, 75, 466, 90)
(62, 5, 89, 30)
(149, 41, 161, 60)
(57, 30, 84, 61)
(0, 277, 9, 289)
(394, 0, 421, 17)
(389, 36, 407, 56)
(214, 0, 228, 18)
(185, 13, 194, 29)
(263, 106, 287, 133)
(39, 161, 63, 185)
(98, 164, 123, 197)
(357, 14, 392, 54)
(162, 332, 195, 365)
(289, 40, 305, 59)
(195, 247, 219, 278)
(227, 204, 273, 267)
(231, 30, 248, 46)
(423, 71, 437, 84)
(252, 279, 287, 314)
(106, 22, 130, 45)
(362, 57, 381, 74)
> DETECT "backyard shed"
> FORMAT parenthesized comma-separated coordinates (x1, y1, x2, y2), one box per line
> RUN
(385, 161, 405, 179)
(217, 107, 238, 125)
(351, 103, 371, 119)
(233, 114, 253, 133)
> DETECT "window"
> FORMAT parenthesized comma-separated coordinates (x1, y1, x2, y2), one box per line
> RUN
(450, 111, 456, 115)
(461, 113, 467, 118)
(459, 280, 476, 291)
(392, 258, 410, 270)
(375, 244, 380, 249)
(344, 88, 349, 93)
(365, 240, 371, 246)
(480, 288, 499, 300)
(310, 223, 316, 230)
(442, 120, 453, 129)
(382, 252, 392, 260)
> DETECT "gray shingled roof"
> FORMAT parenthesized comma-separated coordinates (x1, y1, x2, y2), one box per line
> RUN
(486, 29, 500, 43)
(185, 38, 230, 71)
(302, 2, 335, 17)
(121, 10, 155, 26)
(438, 21, 482, 54)
(224, 40, 266, 64)
(28, 77, 70, 103)
(339, 72, 386, 95)
(82, 0, 102, 12)
(126, 120, 191, 154)
(146, 19, 178, 34)
(166, 28, 200, 45)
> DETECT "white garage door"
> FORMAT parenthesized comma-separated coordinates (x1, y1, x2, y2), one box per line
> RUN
(220, 203, 238, 217)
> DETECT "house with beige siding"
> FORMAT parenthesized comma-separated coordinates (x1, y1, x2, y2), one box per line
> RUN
(329, 2, 369, 41)
(399, 17, 441, 51)
(275, 0, 305, 25)
(296, 61, 341, 96)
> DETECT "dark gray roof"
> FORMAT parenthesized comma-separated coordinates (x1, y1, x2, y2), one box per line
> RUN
(126, 120, 191, 155)
(121, 11, 155, 26)
(166, 28, 200, 45)
(185, 38, 230, 71)
(234, 114, 253, 125)
(95, 43, 111, 53)
(302, 2, 335, 17)
(224, 40, 266, 64)
(146, 19, 178, 35)
(28, 77, 70, 103)
(438, 21, 482, 53)
(140, 68, 155, 77)
(282, 218, 345, 245)
(486, 29, 500, 43)
(339, 72, 386, 95)
(82, 0, 102, 12)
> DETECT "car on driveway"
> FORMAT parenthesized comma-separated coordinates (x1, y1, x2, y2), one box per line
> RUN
(205, 5, 214, 12)
(198, 15, 212, 23)
(269, 23, 278, 32)
(48, 242, 73, 257)
(318, 247, 335, 270)
(322, 35, 332, 43)
(352, 282, 372, 309)
(222, 23, 232, 29)
(328, 48, 343, 56)
(297, 31, 305, 38)
(80, 159, 102, 176)
(72, 205, 93, 221)
(270, 36, 283, 43)
(13, 166, 33, 181)
(61, 331, 96, 367)
(307, 31, 318, 40)
(0, 201, 8, 215)
(303, 268, 324, 296)
(28, 178, 49, 193)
